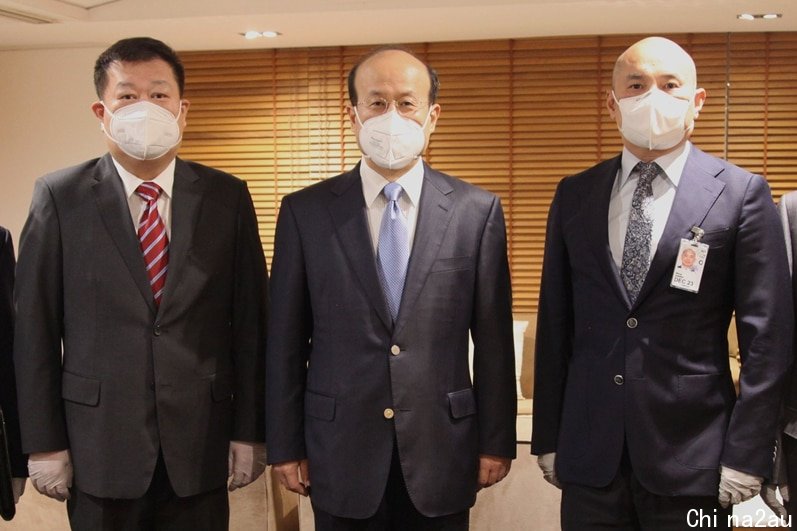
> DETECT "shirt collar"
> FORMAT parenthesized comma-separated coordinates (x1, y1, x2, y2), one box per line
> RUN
(360, 157, 424, 208)
(618, 141, 691, 191)
(112, 157, 176, 200)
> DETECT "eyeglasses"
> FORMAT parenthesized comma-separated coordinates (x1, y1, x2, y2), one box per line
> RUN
(356, 96, 428, 117)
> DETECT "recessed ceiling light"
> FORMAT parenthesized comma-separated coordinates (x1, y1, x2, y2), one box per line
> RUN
(240, 30, 281, 40)
(737, 13, 782, 20)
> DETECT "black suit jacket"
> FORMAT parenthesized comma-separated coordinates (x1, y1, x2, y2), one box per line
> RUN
(266, 163, 517, 518)
(532, 146, 793, 496)
(0, 227, 25, 478)
(14, 154, 268, 498)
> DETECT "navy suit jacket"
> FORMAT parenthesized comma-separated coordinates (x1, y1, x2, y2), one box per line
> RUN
(532, 145, 793, 496)
(266, 163, 517, 518)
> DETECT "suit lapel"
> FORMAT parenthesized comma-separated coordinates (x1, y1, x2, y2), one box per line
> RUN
(394, 166, 455, 336)
(158, 158, 203, 316)
(583, 156, 632, 308)
(634, 146, 726, 307)
(92, 154, 155, 314)
(328, 166, 393, 332)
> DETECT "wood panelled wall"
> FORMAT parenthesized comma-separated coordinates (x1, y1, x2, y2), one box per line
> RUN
(178, 32, 797, 313)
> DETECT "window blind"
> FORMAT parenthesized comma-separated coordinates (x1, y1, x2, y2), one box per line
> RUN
(179, 32, 797, 313)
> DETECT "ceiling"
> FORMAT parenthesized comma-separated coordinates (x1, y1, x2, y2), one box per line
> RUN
(0, 0, 794, 52)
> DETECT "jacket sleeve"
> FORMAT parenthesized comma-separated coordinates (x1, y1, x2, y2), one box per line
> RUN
(769, 192, 797, 485)
(13, 179, 70, 454)
(0, 229, 27, 476)
(265, 196, 312, 464)
(471, 195, 517, 458)
(778, 192, 797, 418)
(531, 181, 573, 455)
(230, 181, 269, 442)
(721, 174, 794, 478)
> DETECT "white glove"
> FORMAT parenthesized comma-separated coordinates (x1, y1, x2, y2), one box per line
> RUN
(537, 452, 561, 489)
(28, 450, 72, 502)
(228, 441, 266, 491)
(11, 477, 26, 503)
(760, 483, 789, 519)
(718, 465, 763, 508)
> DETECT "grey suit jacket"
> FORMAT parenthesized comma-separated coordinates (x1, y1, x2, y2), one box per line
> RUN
(265, 163, 517, 518)
(532, 145, 793, 495)
(14, 154, 268, 498)
(778, 193, 797, 431)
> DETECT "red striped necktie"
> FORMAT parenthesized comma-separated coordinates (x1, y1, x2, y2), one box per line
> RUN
(135, 183, 169, 307)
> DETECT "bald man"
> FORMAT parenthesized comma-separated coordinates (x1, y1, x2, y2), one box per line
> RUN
(532, 36, 792, 529)
(265, 46, 516, 530)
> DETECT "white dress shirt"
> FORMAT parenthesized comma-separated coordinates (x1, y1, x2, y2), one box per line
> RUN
(360, 157, 424, 254)
(608, 142, 691, 269)
(111, 157, 175, 238)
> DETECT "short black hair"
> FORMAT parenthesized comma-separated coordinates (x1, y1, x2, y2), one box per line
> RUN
(94, 37, 185, 99)
(347, 45, 439, 106)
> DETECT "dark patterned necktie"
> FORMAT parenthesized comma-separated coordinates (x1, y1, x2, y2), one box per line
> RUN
(136, 183, 169, 307)
(620, 162, 660, 304)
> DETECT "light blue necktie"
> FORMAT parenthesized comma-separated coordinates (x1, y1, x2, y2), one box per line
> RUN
(377, 182, 409, 322)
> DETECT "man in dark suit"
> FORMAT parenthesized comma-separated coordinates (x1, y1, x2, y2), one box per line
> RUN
(0, 227, 26, 509)
(14, 37, 268, 530)
(532, 36, 793, 530)
(761, 191, 797, 519)
(266, 47, 517, 529)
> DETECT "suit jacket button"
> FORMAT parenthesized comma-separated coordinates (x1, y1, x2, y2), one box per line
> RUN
(390, 345, 401, 356)
(383, 408, 395, 419)
(614, 375, 624, 385)
(154, 324, 162, 336)
(626, 317, 638, 329)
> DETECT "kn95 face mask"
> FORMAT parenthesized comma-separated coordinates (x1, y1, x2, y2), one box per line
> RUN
(356, 108, 430, 170)
(102, 100, 182, 160)
(614, 88, 693, 151)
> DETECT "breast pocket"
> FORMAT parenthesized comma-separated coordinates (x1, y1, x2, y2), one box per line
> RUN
(430, 256, 472, 274)
(698, 227, 732, 249)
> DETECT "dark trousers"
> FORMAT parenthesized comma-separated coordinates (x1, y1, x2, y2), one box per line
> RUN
(561, 449, 730, 531)
(67, 452, 229, 531)
(312, 444, 469, 531)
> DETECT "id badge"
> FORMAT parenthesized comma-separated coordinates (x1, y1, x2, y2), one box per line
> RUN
(670, 236, 709, 293)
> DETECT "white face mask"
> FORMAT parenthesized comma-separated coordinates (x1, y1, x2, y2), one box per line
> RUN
(102, 100, 182, 161)
(614, 88, 693, 150)
(356, 108, 429, 170)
